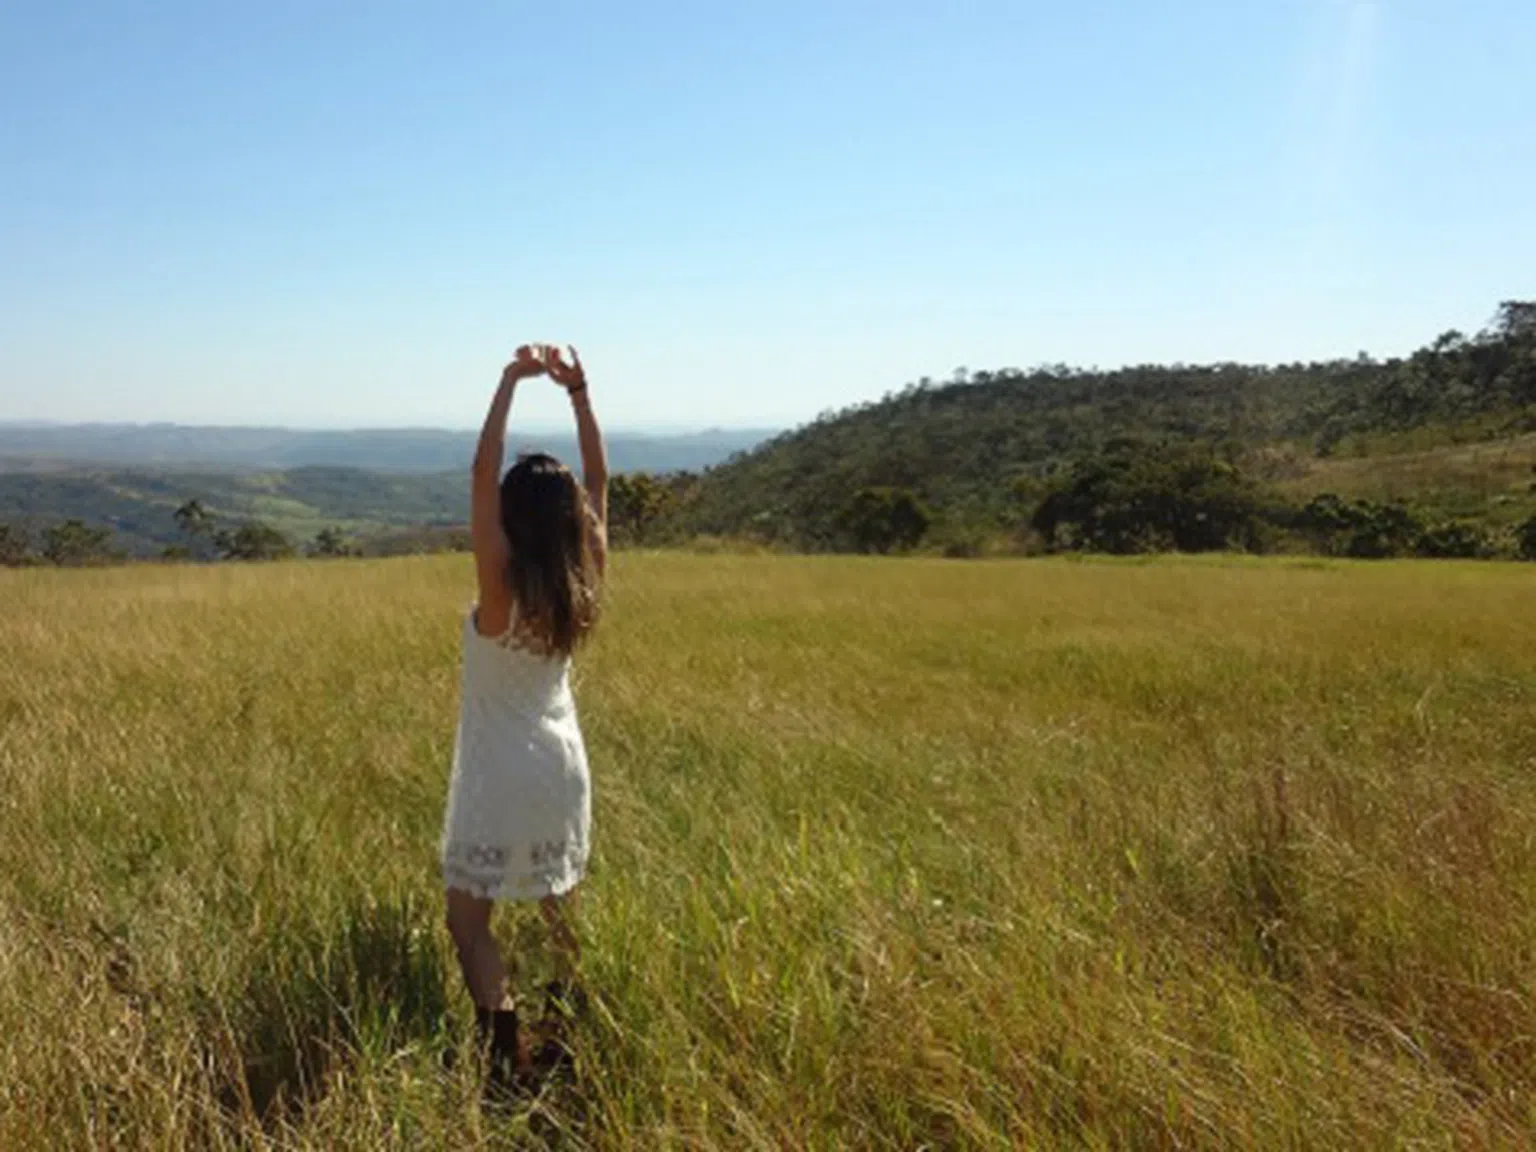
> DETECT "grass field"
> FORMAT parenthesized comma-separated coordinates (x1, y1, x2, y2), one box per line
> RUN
(2, 553, 1535, 1149)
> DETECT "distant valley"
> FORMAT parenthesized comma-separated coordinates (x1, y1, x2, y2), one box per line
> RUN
(0, 422, 773, 474)
(0, 423, 774, 556)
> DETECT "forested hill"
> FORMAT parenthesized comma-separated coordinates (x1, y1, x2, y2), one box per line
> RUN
(674, 302, 1536, 550)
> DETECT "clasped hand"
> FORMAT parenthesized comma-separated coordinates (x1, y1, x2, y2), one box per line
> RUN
(504, 344, 585, 392)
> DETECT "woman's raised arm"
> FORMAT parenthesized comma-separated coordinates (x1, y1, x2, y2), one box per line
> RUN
(471, 347, 545, 634)
(548, 346, 609, 572)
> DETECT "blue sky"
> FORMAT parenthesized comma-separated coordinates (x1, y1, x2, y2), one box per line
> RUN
(1, 1, 1532, 432)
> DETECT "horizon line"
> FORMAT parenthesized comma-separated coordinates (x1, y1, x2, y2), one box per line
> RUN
(0, 419, 783, 436)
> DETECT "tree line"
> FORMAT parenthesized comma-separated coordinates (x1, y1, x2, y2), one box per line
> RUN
(604, 446, 1536, 560)
(7, 462, 1535, 567)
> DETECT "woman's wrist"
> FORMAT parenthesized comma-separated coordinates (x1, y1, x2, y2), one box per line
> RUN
(567, 382, 590, 401)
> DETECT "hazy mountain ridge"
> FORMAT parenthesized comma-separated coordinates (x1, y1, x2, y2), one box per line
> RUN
(0, 423, 775, 556)
(0, 423, 774, 474)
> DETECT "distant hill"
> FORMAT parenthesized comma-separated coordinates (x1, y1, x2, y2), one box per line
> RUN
(672, 302, 1536, 551)
(0, 423, 776, 557)
(0, 466, 470, 556)
(0, 423, 773, 475)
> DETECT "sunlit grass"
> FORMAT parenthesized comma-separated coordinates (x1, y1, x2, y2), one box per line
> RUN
(2, 553, 1534, 1148)
(1280, 431, 1536, 525)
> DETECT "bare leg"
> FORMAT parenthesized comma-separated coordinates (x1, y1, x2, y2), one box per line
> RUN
(540, 891, 581, 985)
(446, 888, 513, 1011)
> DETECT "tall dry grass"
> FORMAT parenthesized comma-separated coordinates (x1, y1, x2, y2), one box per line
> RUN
(1, 553, 1534, 1148)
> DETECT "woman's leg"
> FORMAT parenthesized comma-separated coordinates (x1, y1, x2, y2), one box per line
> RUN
(445, 887, 513, 1010)
(540, 890, 581, 985)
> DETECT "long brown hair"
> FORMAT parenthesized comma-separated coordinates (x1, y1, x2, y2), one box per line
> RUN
(498, 453, 600, 656)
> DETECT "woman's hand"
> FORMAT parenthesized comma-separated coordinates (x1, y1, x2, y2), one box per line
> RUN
(502, 345, 550, 385)
(547, 345, 587, 393)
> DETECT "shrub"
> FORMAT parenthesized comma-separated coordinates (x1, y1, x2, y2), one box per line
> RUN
(0, 522, 31, 567)
(1031, 440, 1263, 555)
(1292, 495, 1424, 559)
(218, 521, 296, 562)
(41, 519, 117, 567)
(837, 487, 931, 554)
(1416, 521, 1489, 559)
(308, 527, 353, 559)
(1517, 515, 1536, 561)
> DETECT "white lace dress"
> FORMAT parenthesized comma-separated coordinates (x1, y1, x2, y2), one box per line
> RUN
(440, 610, 591, 901)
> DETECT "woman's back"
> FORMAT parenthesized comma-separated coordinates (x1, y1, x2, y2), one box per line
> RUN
(463, 610, 574, 720)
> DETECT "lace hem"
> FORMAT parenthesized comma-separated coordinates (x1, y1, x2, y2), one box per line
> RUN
(441, 841, 587, 902)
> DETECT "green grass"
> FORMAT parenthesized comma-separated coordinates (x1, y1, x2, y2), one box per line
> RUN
(2, 553, 1534, 1148)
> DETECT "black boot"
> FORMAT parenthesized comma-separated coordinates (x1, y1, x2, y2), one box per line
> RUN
(475, 1007, 528, 1101)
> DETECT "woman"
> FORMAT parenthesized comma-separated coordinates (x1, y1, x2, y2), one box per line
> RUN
(440, 343, 607, 1091)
